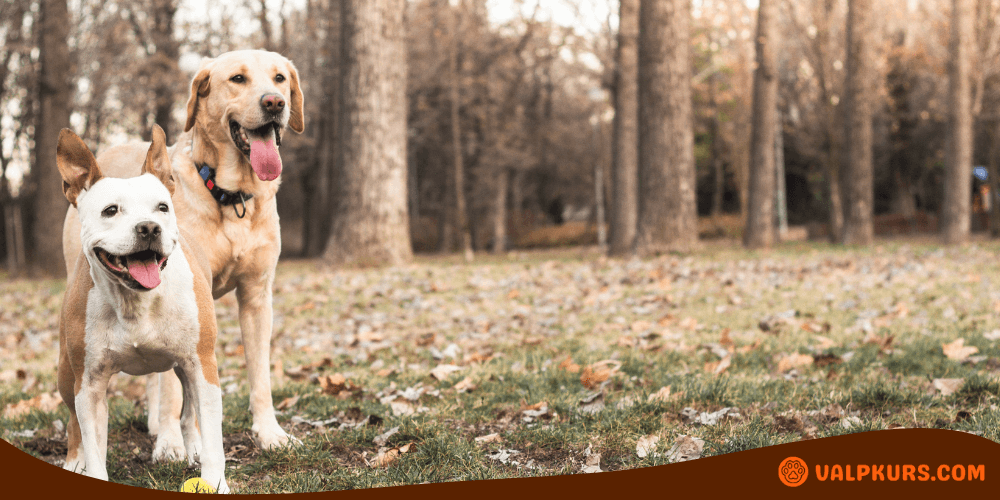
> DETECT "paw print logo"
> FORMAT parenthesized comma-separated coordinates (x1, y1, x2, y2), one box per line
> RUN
(779, 457, 808, 487)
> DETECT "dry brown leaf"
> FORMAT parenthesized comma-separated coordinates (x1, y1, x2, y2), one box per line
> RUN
(580, 360, 621, 390)
(3, 392, 61, 419)
(520, 400, 548, 411)
(812, 353, 842, 368)
(430, 364, 463, 381)
(679, 317, 698, 331)
(318, 373, 348, 395)
(390, 400, 415, 416)
(453, 376, 477, 392)
(558, 356, 581, 373)
(415, 332, 436, 346)
(777, 353, 814, 373)
(657, 313, 676, 326)
(636, 435, 660, 458)
(631, 320, 652, 332)
(712, 356, 732, 375)
(475, 433, 503, 444)
(932, 378, 965, 396)
(942, 339, 978, 362)
(369, 448, 400, 468)
(507, 289, 521, 299)
(275, 395, 300, 411)
(464, 352, 494, 364)
(616, 336, 636, 348)
(647, 386, 684, 403)
(719, 328, 733, 348)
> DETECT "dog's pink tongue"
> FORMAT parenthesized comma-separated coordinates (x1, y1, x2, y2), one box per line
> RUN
(250, 139, 282, 181)
(127, 257, 161, 289)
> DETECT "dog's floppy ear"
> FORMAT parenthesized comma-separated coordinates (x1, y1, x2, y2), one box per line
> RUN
(286, 60, 304, 134)
(56, 129, 103, 206)
(184, 60, 214, 132)
(142, 124, 175, 195)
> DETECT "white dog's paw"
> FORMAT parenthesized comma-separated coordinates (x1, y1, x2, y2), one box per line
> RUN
(252, 422, 300, 450)
(63, 457, 85, 474)
(215, 481, 231, 494)
(152, 425, 186, 462)
(184, 437, 203, 465)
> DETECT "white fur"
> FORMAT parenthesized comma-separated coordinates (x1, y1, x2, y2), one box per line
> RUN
(69, 174, 229, 493)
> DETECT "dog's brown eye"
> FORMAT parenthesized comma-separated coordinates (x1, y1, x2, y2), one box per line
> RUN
(230, 75, 245, 84)
(275, 74, 285, 83)
(158, 203, 169, 213)
(102, 205, 118, 217)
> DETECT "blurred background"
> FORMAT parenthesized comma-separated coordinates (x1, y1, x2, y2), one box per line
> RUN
(1, 0, 998, 275)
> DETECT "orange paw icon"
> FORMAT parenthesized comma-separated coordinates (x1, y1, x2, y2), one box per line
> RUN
(779, 457, 808, 487)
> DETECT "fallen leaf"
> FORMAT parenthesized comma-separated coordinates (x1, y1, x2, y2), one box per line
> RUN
(719, 328, 733, 348)
(777, 353, 814, 373)
(636, 435, 660, 458)
(647, 386, 683, 404)
(318, 373, 348, 395)
(275, 395, 300, 411)
(520, 400, 548, 411)
(453, 376, 477, 392)
(942, 338, 978, 362)
(373, 426, 400, 447)
(390, 400, 415, 416)
(369, 448, 400, 467)
(580, 360, 621, 390)
(475, 433, 503, 444)
(558, 356, 581, 373)
(415, 332, 436, 346)
(2, 392, 61, 419)
(812, 353, 842, 368)
(705, 355, 731, 375)
(578, 392, 605, 414)
(430, 364, 463, 381)
(932, 378, 964, 396)
(666, 435, 704, 462)
(377, 367, 399, 377)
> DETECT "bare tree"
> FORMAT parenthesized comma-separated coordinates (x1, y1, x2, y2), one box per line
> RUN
(448, 1, 474, 262)
(608, 0, 638, 255)
(29, 0, 72, 276)
(942, 0, 974, 244)
(635, 0, 697, 254)
(325, 0, 412, 265)
(839, 0, 876, 245)
(743, 0, 778, 249)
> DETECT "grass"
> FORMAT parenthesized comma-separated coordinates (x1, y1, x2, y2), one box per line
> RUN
(3, 238, 1000, 492)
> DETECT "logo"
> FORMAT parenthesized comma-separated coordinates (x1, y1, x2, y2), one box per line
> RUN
(780, 457, 809, 487)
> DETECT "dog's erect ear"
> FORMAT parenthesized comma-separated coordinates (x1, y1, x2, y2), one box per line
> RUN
(184, 60, 214, 133)
(56, 129, 103, 206)
(142, 124, 175, 195)
(286, 60, 304, 134)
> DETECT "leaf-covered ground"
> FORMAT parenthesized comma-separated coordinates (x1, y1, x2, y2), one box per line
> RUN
(3, 240, 1000, 492)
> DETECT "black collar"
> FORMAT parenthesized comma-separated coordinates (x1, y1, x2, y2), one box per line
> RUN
(197, 163, 253, 218)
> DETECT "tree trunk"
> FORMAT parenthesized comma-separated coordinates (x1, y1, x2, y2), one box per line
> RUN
(303, 2, 341, 257)
(151, 0, 179, 143)
(609, 0, 639, 255)
(492, 168, 508, 254)
(594, 120, 607, 251)
(989, 120, 1000, 237)
(743, 0, 778, 249)
(840, 0, 876, 246)
(634, 0, 696, 255)
(449, 3, 473, 262)
(819, 0, 844, 242)
(709, 77, 725, 217)
(30, 0, 72, 277)
(325, 0, 412, 266)
(774, 112, 787, 240)
(942, 0, 974, 244)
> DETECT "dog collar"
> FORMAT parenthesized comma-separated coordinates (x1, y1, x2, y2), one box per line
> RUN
(197, 163, 254, 218)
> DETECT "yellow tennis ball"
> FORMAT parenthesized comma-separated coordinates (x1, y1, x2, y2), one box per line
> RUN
(181, 477, 217, 494)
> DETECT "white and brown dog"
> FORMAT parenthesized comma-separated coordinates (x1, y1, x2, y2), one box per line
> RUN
(56, 125, 228, 493)
(62, 50, 304, 457)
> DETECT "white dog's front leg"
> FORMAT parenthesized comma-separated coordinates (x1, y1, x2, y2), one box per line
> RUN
(236, 280, 296, 450)
(152, 370, 188, 462)
(191, 370, 229, 493)
(173, 367, 203, 465)
(75, 371, 112, 481)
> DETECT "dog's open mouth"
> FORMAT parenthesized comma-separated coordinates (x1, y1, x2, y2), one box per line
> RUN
(229, 120, 283, 181)
(95, 248, 168, 290)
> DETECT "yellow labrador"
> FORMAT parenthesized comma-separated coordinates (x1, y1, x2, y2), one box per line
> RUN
(62, 50, 304, 456)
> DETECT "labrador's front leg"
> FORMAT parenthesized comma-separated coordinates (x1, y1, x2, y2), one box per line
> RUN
(236, 277, 297, 450)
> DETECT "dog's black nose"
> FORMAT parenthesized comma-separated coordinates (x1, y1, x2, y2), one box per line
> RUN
(260, 93, 285, 114)
(135, 221, 161, 240)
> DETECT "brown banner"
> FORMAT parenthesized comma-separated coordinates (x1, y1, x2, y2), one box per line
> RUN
(2, 429, 996, 498)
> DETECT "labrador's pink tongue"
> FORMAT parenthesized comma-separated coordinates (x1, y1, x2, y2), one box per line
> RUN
(250, 139, 282, 181)
(127, 256, 161, 289)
